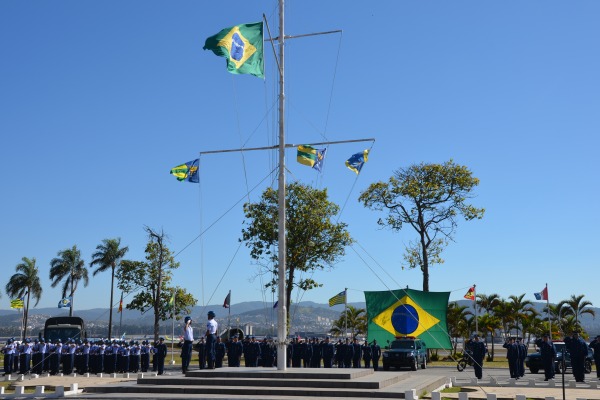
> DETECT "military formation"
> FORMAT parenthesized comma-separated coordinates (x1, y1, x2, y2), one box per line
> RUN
(2, 337, 170, 376)
(193, 335, 382, 370)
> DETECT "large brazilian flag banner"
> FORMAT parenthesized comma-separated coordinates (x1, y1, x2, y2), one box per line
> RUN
(365, 288, 452, 350)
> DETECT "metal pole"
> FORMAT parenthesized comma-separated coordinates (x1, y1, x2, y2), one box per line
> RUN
(474, 284, 478, 336)
(546, 283, 551, 339)
(276, 0, 287, 371)
(171, 295, 175, 365)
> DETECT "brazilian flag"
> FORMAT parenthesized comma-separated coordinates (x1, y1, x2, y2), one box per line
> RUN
(365, 288, 451, 350)
(203, 22, 264, 78)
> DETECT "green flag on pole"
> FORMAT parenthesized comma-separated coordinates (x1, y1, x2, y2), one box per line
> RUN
(203, 22, 264, 78)
(365, 288, 451, 349)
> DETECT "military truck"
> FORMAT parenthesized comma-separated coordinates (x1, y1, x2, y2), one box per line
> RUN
(40, 316, 86, 344)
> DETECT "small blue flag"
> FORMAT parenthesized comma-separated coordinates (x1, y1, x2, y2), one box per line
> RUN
(58, 296, 72, 308)
(345, 150, 369, 174)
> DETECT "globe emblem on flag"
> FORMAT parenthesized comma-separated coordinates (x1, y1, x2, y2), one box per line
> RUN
(391, 304, 419, 335)
(230, 33, 245, 61)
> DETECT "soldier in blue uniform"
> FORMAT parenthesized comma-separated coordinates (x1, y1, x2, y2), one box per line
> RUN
(371, 340, 381, 371)
(182, 316, 194, 373)
(534, 334, 556, 381)
(156, 337, 168, 375)
(352, 338, 362, 368)
(516, 338, 527, 378)
(205, 311, 218, 369)
(301, 338, 312, 368)
(321, 337, 335, 368)
(196, 337, 206, 369)
(215, 337, 226, 368)
(362, 340, 372, 368)
(343, 338, 354, 368)
(2, 338, 15, 376)
(589, 335, 600, 378)
(564, 331, 588, 382)
(503, 337, 519, 379)
(227, 335, 243, 367)
(467, 334, 487, 380)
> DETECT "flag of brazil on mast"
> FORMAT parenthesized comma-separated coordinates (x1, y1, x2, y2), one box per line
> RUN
(203, 22, 264, 78)
(365, 288, 451, 349)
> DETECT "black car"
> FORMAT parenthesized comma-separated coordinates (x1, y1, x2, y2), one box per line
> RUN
(381, 336, 427, 371)
(524, 341, 593, 374)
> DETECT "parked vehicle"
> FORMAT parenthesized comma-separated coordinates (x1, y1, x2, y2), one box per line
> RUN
(524, 341, 593, 374)
(382, 336, 427, 371)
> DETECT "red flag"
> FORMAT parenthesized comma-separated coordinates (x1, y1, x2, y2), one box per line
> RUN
(535, 286, 548, 301)
(464, 286, 475, 301)
(223, 291, 231, 308)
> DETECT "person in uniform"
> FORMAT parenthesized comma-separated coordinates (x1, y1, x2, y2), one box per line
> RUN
(503, 337, 519, 379)
(156, 337, 168, 375)
(343, 338, 354, 368)
(534, 334, 556, 381)
(182, 316, 194, 373)
(2, 338, 15, 376)
(50, 339, 61, 375)
(205, 311, 218, 369)
(371, 340, 381, 371)
(352, 338, 362, 368)
(321, 337, 335, 368)
(564, 331, 588, 382)
(19, 338, 32, 374)
(140, 340, 150, 373)
(467, 334, 487, 380)
(196, 337, 206, 369)
(516, 338, 527, 378)
(227, 335, 243, 367)
(362, 340, 372, 368)
(301, 338, 312, 368)
(130, 341, 140, 373)
(215, 337, 226, 368)
(588, 335, 600, 378)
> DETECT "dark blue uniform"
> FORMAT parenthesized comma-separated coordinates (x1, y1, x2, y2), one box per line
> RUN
(589, 336, 600, 378)
(321, 339, 335, 368)
(352, 340, 362, 368)
(467, 337, 487, 379)
(371, 341, 381, 371)
(503, 339, 519, 378)
(564, 334, 588, 382)
(535, 336, 556, 380)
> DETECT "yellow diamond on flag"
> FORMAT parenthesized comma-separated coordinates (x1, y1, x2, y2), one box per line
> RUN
(372, 295, 440, 337)
(217, 26, 257, 70)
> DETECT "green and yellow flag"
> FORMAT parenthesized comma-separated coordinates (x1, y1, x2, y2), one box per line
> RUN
(203, 22, 264, 78)
(365, 288, 451, 349)
(10, 297, 24, 309)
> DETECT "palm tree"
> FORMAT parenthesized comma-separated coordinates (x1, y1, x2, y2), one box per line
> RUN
(476, 293, 501, 315)
(507, 294, 534, 338)
(5, 257, 43, 340)
(329, 305, 367, 339)
(492, 299, 514, 339)
(446, 302, 472, 355)
(49, 245, 89, 317)
(90, 238, 129, 340)
(477, 313, 502, 360)
(558, 294, 595, 330)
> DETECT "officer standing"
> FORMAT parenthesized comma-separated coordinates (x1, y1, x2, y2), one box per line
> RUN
(352, 338, 362, 368)
(196, 337, 206, 369)
(182, 316, 194, 373)
(205, 311, 218, 369)
(227, 335, 243, 367)
(503, 337, 519, 379)
(534, 334, 556, 381)
(589, 335, 600, 378)
(564, 331, 588, 382)
(156, 337, 168, 375)
(467, 334, 487, 380)
(362, 340, 372, 368)
(2, 338, 15, 376)
(371, 340, 381, 371)
(321, 337, 335, 368)
(215, 337, 226, 368)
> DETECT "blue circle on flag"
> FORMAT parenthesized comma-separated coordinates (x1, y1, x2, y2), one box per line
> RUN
(391, 304, 419, 334)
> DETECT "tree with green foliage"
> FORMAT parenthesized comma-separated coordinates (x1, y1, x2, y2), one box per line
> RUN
(557, 294, 595, 330)
(6, 257, 43, 340)
(329, 305, 367, 339)
(49, 245, 88, 317)
(116, 227, 197, 341)
(446, 302, 472, 355)
(90, 238, 129, 340)
(359, 160, 485, 291)
(241, 182, 353, 330)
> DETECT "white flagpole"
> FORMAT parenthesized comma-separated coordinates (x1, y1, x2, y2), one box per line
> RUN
(546, 283, 551, 339)
(344, 288, 348, 338)
(171, 294, 176, 365)
(473, 284, 478, 336)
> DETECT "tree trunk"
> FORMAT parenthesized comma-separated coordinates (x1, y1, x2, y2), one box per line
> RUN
(69, 273, 74, 318)
(23, 291, 31, 340)
(420, 230, 429, 292)
(108, 265, 115, 340)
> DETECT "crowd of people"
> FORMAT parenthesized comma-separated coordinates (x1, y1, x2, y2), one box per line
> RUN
(1, 337, 170, 377)
(199, 335, 382, 370)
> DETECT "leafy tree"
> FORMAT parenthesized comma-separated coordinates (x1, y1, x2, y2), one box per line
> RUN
(116, 227, 197, 341)
(492, 299, 514, 339)
(359, 160, 484, 291)
(90, 238, 129, 340)
(329, 305, 367, 339)
(477, 313, 502, 360)
(446, 302, 472, 355)
(241, 182, 353, 329)
(476, 293, 501, 315)
(49, 245, 89, 317)
(507, 294, 534, 338)
(5, 257, 43, 340)
(557, 294, 595, 330)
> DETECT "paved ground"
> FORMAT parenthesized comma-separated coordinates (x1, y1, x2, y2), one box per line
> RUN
(5, 365, 600, 399)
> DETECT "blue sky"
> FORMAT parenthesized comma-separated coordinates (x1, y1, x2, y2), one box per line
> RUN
(1, 1, 598, 316)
